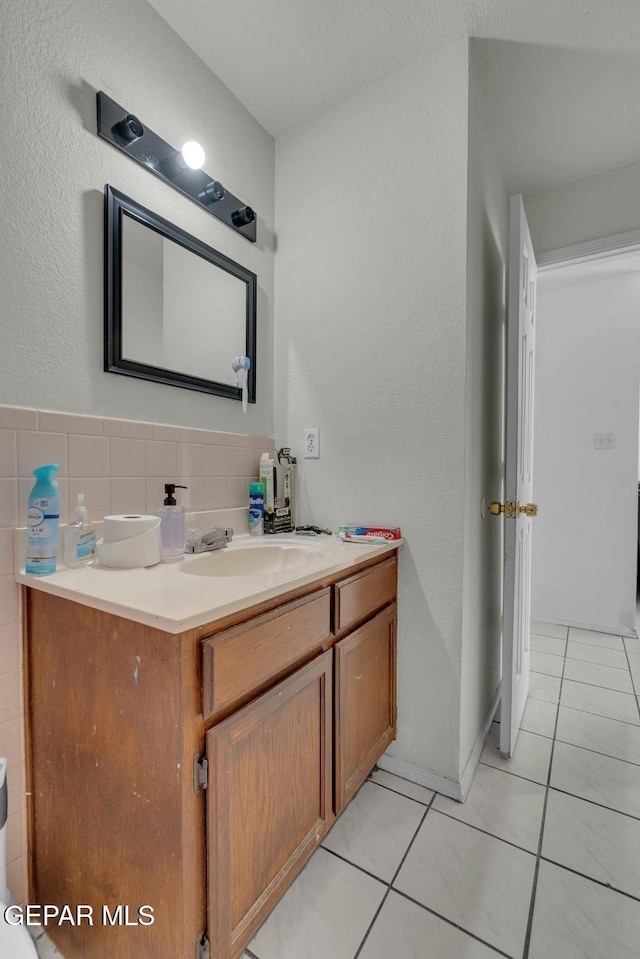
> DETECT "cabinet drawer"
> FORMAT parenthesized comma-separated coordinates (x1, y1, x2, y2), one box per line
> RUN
(334, 556, 397, 633)
(202, 588, 331, 722)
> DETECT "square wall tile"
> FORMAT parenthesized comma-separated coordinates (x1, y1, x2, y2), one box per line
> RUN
(68, 435, 109, 478)
(226, 477, 249, 508)
(0, 668, 20, 724)
(151, 424, 190, 441)
(177, 477, 203, 511)
(109, 437, 146, 477)
(0, 479, 17, 528)
(101, 417, 153, 439)
(203, 478, 226, 509)
(224, 447, 248, 476)
(0, 528, 15, 576)
(203, 445, 226, 476)
(146, 441, 177, 477)
(0, 407, 37, 431)
(39, 411, 102, 435)
(17, 431, 67, 477)
(0, 430, 17, 478)
(0, 717, 22, 771)
(177, 443, 204, 477)
(0, 577, 19, 626)
(110, 479, 147, 516)
(0, 622, 20, 674)
(68, 479, 109, 522)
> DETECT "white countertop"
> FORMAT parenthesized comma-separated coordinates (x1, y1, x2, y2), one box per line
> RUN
(15, 534, 401, 634)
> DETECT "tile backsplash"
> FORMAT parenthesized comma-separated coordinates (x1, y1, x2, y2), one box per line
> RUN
(0, 404, 275, 904)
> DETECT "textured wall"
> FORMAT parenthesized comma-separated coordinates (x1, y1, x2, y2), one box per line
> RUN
(459, 47, 508, 777)
(525, 158, 640, 254)
(274, 43, 469, 782)
(532, 270, 640, 633)
(0, 0, 274, 435)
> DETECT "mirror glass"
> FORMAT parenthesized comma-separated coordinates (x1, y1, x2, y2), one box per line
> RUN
(105, 186, 257, 401)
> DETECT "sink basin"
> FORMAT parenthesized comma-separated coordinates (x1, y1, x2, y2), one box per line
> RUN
(181, 541, 325, 578)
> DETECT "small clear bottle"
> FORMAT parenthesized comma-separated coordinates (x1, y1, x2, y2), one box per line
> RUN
(63, 493, 97, 568)
(156, 483, 187, 562)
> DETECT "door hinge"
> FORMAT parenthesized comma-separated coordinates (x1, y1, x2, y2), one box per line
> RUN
(193, 754, 208, 793)
(196, 933, 210, 959)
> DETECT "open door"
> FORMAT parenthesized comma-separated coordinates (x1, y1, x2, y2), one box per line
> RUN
(494, 195, 539, 758)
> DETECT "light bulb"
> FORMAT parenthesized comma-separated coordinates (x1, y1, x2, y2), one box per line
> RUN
(181, 141, 205, 170)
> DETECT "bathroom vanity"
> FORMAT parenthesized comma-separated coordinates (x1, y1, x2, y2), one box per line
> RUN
(20, 537, 398, 959)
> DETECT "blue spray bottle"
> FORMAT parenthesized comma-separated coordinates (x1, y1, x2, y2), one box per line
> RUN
(26, 464, 61, 575)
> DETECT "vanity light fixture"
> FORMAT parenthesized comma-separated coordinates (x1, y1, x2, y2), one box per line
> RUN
(96, 91, 257, 241)
(181, 140, 205, 170)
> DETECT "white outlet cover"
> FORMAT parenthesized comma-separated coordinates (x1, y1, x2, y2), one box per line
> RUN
(304, 428, 320, 458)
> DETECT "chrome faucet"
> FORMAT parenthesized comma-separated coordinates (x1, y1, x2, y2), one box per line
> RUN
(184, 527, 233, 553)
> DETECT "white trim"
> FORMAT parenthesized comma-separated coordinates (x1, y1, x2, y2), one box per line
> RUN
(377, 683, 501, 804)
(531, 614, 636, 639)
(537, 228, 640, 271)
(458, 682, 502, 801)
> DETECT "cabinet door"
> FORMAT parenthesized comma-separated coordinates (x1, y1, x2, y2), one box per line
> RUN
(207, 649, 333, 959)
(334, 605, 397, 814)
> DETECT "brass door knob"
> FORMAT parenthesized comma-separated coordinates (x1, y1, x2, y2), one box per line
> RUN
(488, 501, 516, 519)
(519, 503, 538, 517)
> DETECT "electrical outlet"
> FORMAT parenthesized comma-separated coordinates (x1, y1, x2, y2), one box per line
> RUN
(304, 428, 320, 459)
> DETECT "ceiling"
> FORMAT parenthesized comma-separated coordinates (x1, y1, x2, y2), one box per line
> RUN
(146, 0, 640, 197)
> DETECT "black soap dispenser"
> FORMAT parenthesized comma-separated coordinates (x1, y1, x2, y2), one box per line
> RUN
(156, 483, 187, 562)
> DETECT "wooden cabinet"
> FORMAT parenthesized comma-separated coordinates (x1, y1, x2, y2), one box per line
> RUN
(24, 550, 397, 959)
(334, 605, 397, 813)
(207, 651, 333, 959)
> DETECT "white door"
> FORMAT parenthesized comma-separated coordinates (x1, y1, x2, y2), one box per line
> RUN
(499, 194, 538, 758)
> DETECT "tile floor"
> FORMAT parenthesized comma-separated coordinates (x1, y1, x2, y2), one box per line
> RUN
(33, 620, 640, 958)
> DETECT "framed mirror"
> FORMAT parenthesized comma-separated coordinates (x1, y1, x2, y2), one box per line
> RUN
(104, 185, 257, 401)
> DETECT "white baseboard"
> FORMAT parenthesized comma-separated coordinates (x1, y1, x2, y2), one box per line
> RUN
(377, 683, 501, 804)
(532, 613, 636, 638)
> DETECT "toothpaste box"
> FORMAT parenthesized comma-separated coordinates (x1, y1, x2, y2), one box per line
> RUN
(338, 525, 402, 541)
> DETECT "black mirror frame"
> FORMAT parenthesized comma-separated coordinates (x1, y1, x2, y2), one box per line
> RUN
(104, 185, 257, 402)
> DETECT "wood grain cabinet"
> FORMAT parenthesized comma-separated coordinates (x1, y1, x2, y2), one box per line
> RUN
(24, 550, 397, 959)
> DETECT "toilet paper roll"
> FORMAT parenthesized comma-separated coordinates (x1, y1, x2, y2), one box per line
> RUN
(103, 514, 161, 543)
(97, 525, 161, 568)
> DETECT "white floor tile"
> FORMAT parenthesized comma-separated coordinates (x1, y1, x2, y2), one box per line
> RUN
(567, 627, 625, 650)
(528, 671, 561, 703)
(556, 706, 640, 765)
(627, 652, 640, 689)
(521, 697, 558, 738)
(321, 781, 424, 882)
(433, 762, 546, 852)
(561, 679, 640, 726)
(531, 621, 568, 639)
(623, 635, 640, 655)
(530, 633, 567, 655)
(248, 847, 385, 959)
(394, 812, 535, 958)
(563, 658, 634, 694)
(368, 768, 434, 805)
(566, 640, 629, 669)
(551, 741, 640, 818)
(530, 650, 564, 677)
(481, 724, 553, 785)
(542, 789, 640, 899)
(358, 890, 501, 959)
(528, 860, 640, 959)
